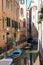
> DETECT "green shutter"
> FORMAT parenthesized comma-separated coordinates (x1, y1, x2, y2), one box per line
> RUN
(12, 20, 14, 28)
(7, 18, 10, 27)
(2, 18, 4, 28)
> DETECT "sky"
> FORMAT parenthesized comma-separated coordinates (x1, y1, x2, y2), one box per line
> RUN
(26, 0, 31, 8)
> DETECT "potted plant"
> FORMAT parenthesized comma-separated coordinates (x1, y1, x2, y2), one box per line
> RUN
(38, 7, 43, 24)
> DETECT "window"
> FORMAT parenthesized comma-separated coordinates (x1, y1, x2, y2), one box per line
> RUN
(6, 0, 9, 9)
(7, 18, 10, 27)
(14, 33, 16, 40)
(16, 10, 19, 20)
(2, 0, 4, 11)
(23, 21, 26, 28)
(33, 23, 34, 26)
(19, 23, 20, 28)
(20, 8, 24, 16)
(15, 22, 18, 29)
(2, 18, 4, 28)
(20, 0, 24, 4)
(12, 20, 14, 28)
(33, 7, 37, 11)
(16, 10, 19, 15)
(3, 35, 5, 40)
(2, 17, 4, 28)
(23, 19, 26, 28)
(11, 4, 14, 11)
(33, 15, 35, 20)
(7, 32, 9, 35)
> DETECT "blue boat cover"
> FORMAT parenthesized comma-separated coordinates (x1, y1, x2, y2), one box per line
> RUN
(7, 49, 22, 57)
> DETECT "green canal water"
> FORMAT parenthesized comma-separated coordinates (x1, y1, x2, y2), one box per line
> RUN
(11, 50, 30, 65)
(11, 49, 38, 65)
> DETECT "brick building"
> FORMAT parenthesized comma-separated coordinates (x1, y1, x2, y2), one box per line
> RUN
(0, 0, 20, 47)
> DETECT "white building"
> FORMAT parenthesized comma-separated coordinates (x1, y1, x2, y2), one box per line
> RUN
(29, 0, 43, 59)
(29, 0, 38, 41)
(38, 0, 43, 58)
(19, 0, 26, 20)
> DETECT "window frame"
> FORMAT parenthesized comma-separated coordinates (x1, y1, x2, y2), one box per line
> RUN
(6, 0, 9, 9)
(2, 0, 4, 11)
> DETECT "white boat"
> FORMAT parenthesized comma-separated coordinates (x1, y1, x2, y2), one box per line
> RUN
(0, 59, 13, 65)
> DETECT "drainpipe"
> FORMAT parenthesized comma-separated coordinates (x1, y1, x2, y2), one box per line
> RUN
(29, 8, 33, 65)
(29, 8, 32, 38)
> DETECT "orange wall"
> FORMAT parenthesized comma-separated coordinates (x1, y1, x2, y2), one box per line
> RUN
(0, 0, 20, 47)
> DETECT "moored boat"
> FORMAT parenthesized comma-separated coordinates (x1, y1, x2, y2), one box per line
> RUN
(6, 49, 23, 59)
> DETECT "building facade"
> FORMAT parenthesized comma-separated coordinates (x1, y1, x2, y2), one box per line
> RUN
(29, 0, 43, 59)
(29, 0, 38, 41)
(0, 0, 20, 47)
(19, 0, 27, 37)
(38, 0, 43, 58)
(26, 9, 30, 36)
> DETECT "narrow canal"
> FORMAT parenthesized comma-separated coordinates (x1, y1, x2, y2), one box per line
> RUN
(11, 43, 38, 65)
(11, 50, 30, 65)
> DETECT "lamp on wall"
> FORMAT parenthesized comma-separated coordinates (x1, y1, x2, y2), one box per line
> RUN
(5, 27, 9, 57)
(18, 28, 20, 32)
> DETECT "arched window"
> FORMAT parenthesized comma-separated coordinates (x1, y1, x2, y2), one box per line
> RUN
(20, 8, 24, 16)
(6, 0, 9, 9)
(23, 19, 26, 28)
